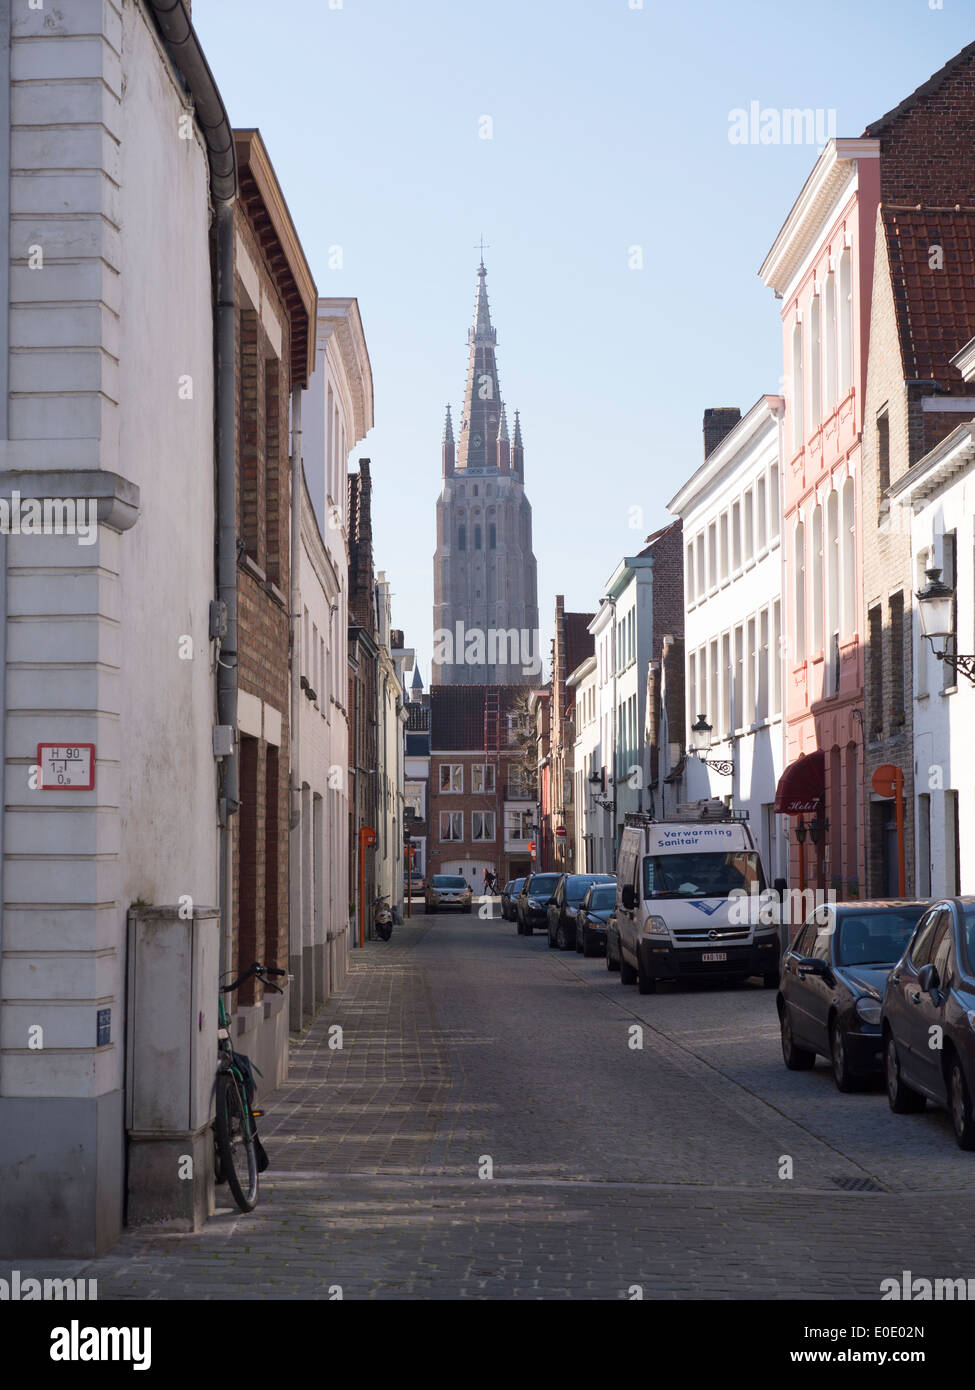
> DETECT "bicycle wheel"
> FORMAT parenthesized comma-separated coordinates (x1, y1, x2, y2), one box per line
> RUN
(214, 1069, 259, 1212)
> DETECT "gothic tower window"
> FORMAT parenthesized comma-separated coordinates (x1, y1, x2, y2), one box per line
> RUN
(489, 524, 496, 549)
(458, 525, 466, 551)
(474, 525, 482, 550)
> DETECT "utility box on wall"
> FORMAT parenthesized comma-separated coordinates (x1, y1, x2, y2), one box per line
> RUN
(125, 904, 220, 1230)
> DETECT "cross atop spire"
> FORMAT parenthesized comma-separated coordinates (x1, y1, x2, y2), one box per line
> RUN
(475, 234, 490, 266)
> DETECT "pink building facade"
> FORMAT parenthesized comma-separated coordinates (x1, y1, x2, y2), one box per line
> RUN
(761, 139, 880, 896)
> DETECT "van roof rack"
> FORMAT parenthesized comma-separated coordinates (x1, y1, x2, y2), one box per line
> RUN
(623, 800, 750, 826)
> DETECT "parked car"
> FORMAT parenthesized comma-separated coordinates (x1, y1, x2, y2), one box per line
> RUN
(501, 878, 525, 922)
(516, 872, 561, 935)
(403, 869, 425, 900)
(575, 881, 619, 957)
(547, 872, 616, 950)
(777, 900, 928, 1091)
(425, 874, 473, 914)
(882, 897, 975, 1148)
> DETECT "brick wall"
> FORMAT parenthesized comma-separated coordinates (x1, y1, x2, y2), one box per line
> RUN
(649, 520, 684, 663)
(872, 47, 975, 205)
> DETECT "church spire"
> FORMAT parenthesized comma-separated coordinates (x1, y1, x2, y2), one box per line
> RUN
(457, 259, 502, 471)
(442, 403, 455, 477)
(497, 401, 510, 472)
(512, 408, 524, 479)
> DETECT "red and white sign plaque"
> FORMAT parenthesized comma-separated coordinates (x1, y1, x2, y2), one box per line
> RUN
(37, 743, 96, 790)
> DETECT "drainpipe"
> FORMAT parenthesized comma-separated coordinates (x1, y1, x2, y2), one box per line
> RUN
(145, 0, 238, 979)
(288, 388, 302, 1019)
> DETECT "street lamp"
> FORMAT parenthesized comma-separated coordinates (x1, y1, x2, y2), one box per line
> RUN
(916, 567, 975, 684)
(808, 813, 829, 846)
(687, 713, 734, 777)
(793, 817, 808, 844)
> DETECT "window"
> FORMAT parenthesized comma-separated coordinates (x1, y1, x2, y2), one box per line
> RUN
(743, 489, 754, 561)
(812, 504, 823, 653)
(471, 763, 496, 793)
(942, 530, 958, 691)
(792, 320, 804, 450)
(810, 292, 821, 427)
(404, 782, 424, 819)
(756, 476, 767, 552)
(838, 246, 853, 398)
(769, 465, 780, 539)
(439, 763, 463, 792)
(771, 600, 781, 714)
(827, 491, 839, 691)
(504, 808, 532, 841)
(889, 591, 905, 727)
(824, 270, 837, 410)
(489, 523, 496, 549)
(688, 651, 697, 739)
(841, 477, 856, 639)
(474, 524, 482, 550)
(696, 534, 706, 598)
(440, 811, 463, 841)
(719, 513, 729, 580)
(708, 522, 717, 589)
(709, 639, 719, 732)
(915, 550, 930, 699)
(722, 632, 732, 735)
(868, 604, 883, 740)
(458, 524, 466, 551)
(794, 522, 806, 661)
(746, 617, 756, 725)
(472, 811, 496, 841)
(507, 763, 528, 798)
(733, 624, 744, 729)
(732, 502, 742, 569)
(686, 543, 696, 603)
(758, 608, 769, 722)
(877, 407, 890, 502)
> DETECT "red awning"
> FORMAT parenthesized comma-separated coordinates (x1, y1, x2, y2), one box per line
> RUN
(774, 749, 825, 815)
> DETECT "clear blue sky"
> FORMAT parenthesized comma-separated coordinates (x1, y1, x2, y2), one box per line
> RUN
(194, 0, 974, 683)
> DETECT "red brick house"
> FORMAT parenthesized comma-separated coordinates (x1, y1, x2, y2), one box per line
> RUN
(232, 130, 316, 1084)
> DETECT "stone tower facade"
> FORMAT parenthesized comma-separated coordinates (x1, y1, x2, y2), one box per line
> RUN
(432, 261, 539, 685)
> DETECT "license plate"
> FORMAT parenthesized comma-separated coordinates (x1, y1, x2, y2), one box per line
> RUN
(701, 951, 727, 963)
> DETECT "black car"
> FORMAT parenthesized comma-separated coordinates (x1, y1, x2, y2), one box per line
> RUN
(778, 899, 927, 1092)
(574, 881, 618, 957)
(882, 896, 975, 1149)
(547, 872, 616, 950)
(501, 878, 525, 922)
(516, 872, 561, 935)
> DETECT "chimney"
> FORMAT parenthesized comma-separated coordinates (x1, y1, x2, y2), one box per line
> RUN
(703, 407, 741, 459)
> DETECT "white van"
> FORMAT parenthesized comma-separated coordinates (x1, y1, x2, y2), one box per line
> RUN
(610, 803, 780, 994)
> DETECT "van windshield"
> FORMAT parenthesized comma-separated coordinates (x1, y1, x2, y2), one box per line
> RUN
(642, 851, 765, 900)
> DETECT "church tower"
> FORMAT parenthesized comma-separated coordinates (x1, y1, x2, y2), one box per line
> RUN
(432, 259, 539, 685)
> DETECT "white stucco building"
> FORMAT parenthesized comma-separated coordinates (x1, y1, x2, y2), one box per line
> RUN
(668, 397, 788, 883)
(891, 382, 975, 897)
(0, 1, 227, 1256)
(568, 654, 600, 870)
(297, 298, 373, 1018)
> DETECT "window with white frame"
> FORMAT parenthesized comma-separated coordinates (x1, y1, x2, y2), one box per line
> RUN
(794, 522, 806, 661)
(744, 488, 754, 561)
(440, 811, 463, 841)
(827, 489, 840, 687)
(721, 632, 732, 735)
(746, 617, 756, 725)
(824, 270, 837, 409)
(404, 782, 424, 820)
(472, 811, 496, 841)
(696, 533, 705, 598)
(756, 476, 767, 551)
(732, 501, 742, 569)
(708, 522, 717, 590)
(792, 320, 804, 450)
(688, 650, 697, 739)
(733, 625, 744, 729)
(841, 476, 855, 638)
(812, 503, 824, 652)
(810, 292, 822, 427)
(471, 763, 496, 793)
(839, 246, 853, 398)
(769, 464, 780, 539)
(504, 808, 532, 841)
(687, 543, 696, 603)
(439, 763, 463, 792)
(758, 608, 769, 722)
(719, 512, 729, 580)
(709, 639, 719, 730)
(772, 599, 782, 714)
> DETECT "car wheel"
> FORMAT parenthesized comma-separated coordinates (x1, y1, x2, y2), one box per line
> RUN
(950, 1057, 975, 1150)
(885, 1031, 925, 1113)
(636, 949, 656, 995)
(830, 1018, 857, 1093)
(780, 1005, 815, 1071)
(582, 930, 596, 959)
(619, 950, 637, 986)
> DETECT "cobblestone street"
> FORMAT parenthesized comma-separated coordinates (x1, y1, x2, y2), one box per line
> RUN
(11, 906, 975, 1300)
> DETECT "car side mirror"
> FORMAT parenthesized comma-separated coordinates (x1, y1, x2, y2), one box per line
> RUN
(918, 963, 940, 995)
(621, 884, 636, 911)
(797, 956, 829, 978)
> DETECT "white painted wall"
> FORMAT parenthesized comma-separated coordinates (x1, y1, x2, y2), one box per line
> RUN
(670, 399, 787, 882)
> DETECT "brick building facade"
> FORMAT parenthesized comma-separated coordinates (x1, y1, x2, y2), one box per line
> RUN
(232, 130, 315, 1085)
(348, 458, 380, 936)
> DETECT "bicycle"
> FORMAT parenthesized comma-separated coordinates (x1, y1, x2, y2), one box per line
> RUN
(213, 959, 286, 1212)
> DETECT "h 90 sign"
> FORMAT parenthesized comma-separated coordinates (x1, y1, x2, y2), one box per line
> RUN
(37, 743, 96, 790)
